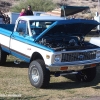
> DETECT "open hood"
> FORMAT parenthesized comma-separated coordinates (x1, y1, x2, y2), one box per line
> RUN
(35, 19, 99, 42)
(61, 5, 89, 16)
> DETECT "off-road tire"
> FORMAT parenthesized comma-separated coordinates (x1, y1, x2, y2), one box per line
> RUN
(76, 67, 96, 82)
(28, 59, 50, 88)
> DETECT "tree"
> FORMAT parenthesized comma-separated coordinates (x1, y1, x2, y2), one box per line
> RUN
(11, 0, 57, 12)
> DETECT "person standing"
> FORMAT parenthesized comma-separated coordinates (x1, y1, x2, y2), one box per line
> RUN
(5, 15, 10, 24)
(0, 11, 5, 24)
(19, 8, 26, 16)
(26, 5, 33, 15)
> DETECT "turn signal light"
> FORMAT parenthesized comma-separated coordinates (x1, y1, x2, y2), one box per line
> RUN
(90, 64, 96, 67)
(46, 55, 50, 59)
(60, 67, 68, 70)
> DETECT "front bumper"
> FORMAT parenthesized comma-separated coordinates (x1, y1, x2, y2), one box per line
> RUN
(47, 59, 100, 72)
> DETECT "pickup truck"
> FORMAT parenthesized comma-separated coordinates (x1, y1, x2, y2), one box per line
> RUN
(0, 16, 100, 88)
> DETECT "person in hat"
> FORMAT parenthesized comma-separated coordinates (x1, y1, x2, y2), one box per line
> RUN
(26, 5, 33, 15)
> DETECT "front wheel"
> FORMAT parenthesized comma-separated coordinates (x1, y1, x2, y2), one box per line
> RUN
(28, 59, 50, 88)
(76, 67, 96, 82)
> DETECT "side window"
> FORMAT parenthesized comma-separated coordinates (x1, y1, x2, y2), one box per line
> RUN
(16, 20, 29, 36)
(30, 21, 54, 36)
(30, 21, 46, 36)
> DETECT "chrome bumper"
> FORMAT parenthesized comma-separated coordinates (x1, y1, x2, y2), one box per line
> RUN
(47, 59, 100, 72)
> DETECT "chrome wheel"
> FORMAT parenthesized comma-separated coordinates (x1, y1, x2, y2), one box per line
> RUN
(31, 67, 40, 83)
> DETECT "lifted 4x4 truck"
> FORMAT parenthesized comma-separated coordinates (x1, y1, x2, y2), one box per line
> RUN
(0, 16, 100, 88)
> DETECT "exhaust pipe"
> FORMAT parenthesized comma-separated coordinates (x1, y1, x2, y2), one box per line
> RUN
(60, 72, 78, 76)
(54, 72, 78, 77)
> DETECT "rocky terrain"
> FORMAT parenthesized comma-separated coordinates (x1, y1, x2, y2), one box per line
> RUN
(54, 0, 99, 18)
(0, 0, 99, 18)
(0, 0, 18, 12)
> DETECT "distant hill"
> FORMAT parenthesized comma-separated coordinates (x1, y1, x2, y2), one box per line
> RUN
(0, 0, 99, 18)
(0, 0, 17, 12)
(54, 0, 99, 18)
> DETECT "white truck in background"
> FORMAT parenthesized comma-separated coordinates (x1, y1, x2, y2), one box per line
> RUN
(0, 18, 4, 24)
(5, 11, 45, 24)
(90, 12, 100, 46)
(94, 12, 100, 32)
(5, 12, 20, 24)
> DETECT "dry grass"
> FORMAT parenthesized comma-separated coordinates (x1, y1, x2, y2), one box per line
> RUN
(0, 46, 100, 100)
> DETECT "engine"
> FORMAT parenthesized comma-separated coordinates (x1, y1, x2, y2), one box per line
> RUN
(37, 33, 97, 51)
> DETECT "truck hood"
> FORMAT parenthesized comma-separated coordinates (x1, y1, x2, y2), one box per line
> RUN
(35, 19, 99, 41)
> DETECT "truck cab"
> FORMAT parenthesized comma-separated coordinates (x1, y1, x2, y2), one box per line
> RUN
(14, 16, 65, 36)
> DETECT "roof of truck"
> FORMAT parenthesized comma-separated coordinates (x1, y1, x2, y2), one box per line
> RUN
(17, 16, 65, 21)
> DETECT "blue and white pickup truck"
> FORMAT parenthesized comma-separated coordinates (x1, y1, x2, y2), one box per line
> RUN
(0, 16, 100, 88)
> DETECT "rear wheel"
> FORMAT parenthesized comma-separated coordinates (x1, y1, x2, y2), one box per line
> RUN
(76, 67, 96, 82)
(0, 48, 7, 65)
(28, 59, 50, 88)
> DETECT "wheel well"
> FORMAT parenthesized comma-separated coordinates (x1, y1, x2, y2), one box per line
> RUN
(30, 52, 44, 63)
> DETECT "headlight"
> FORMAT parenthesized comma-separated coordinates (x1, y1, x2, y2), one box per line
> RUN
(54, 54, 62, 62)
(96, 51, 100, 58)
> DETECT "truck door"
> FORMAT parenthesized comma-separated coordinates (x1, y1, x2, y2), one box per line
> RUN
(10, 20, 31, 62)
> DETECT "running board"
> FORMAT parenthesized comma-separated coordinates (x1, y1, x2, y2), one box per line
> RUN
(60, 72, 78, 76)
(54, 72, 78, 77)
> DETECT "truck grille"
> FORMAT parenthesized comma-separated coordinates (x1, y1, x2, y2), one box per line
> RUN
(62, 51, 96, 62)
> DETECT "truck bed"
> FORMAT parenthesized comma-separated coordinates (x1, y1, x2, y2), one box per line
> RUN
(0, 24, 15, 31)
(0, 24, 15, 36)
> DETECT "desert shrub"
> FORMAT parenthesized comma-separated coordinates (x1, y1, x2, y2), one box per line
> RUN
(11, 0, 57, 12)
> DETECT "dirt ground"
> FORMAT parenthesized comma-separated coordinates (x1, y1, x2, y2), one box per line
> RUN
(0, 54, 100, 100)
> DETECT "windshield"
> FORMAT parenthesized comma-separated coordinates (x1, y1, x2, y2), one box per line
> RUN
(30, 21, 54, 36)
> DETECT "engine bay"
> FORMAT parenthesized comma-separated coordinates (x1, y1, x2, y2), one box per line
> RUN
(37, 32, 98, 51)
